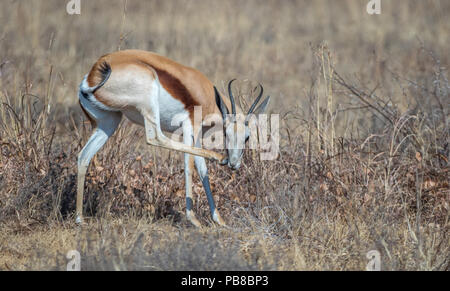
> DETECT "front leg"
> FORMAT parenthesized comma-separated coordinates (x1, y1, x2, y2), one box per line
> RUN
(194, 156, 226, 226)
(193, 131, 226, 226)
(143, 115, 226, 163)
(184, 128, 202, 227)
(184, 153, 202, 227)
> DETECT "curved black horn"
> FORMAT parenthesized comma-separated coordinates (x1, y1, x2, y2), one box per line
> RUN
(247, 84, 264, 115)
(214, 86, 228, 120)
(228, 79, 237, 114)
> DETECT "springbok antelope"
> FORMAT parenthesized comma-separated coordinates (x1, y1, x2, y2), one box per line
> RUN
(77, 49, 270, 227)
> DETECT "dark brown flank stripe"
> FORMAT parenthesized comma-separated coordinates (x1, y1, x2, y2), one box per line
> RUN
(86, 56, 200, 120)
(151, 66, 199, 116)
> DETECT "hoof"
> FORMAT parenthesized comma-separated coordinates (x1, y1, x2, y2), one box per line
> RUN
(213, 210, 227, 226)
(75, 215, 84, 225)
(187, 211, 202, 228)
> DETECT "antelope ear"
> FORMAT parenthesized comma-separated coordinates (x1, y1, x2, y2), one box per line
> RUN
(215, 86, 228, 120)
(253, 96, 271, 115)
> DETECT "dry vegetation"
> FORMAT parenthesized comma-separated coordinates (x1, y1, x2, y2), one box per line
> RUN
(0, 0, 449, 270)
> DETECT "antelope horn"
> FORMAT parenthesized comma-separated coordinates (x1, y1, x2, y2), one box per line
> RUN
(247, 84, 264, 115)
(228, 79, 237, 114)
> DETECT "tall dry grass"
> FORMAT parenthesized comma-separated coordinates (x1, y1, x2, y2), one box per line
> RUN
(0, 0, 448, 270)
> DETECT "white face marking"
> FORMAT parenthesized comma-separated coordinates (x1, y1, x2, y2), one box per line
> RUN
(224, 114, 249, 170)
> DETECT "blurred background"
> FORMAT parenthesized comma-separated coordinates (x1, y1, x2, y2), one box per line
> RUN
(1, 0, 448, 120)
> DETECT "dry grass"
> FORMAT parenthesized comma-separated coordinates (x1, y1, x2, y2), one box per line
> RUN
(0, 0, 449, 270)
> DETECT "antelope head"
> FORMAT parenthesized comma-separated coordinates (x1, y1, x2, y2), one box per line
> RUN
(215, 79, 270, 170)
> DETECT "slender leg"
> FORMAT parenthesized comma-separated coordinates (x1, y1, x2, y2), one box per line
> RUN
(142, 109, 226, 163)
(140, 98, 226, 226)
(193, 139, 226, 226)
(183, 121, 202, 227)
(76, 113, 122, 224)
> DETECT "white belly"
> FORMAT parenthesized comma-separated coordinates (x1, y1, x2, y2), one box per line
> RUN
(123, 83, 189, 133)
(158, 85, 189, 132)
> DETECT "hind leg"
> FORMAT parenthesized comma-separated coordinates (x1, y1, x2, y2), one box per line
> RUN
(76, 99, 122, 224)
